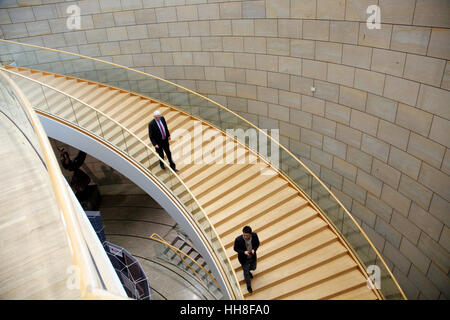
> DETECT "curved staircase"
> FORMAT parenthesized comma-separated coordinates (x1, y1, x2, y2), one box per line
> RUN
(4, 65, 382, 300)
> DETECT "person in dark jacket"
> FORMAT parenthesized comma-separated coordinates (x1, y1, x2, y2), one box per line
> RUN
(58, 147, 90, 193)
(234, 226, 260, 293)
(148, 110, 178, 171)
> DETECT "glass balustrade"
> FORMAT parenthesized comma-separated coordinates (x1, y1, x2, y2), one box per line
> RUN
(2, 66, 242, 300)
(0, 39, 406, 300)
(149, 234, 223, 300)
(0, 70, 127, 299)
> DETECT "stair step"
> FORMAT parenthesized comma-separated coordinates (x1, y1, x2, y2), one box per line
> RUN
(82, 86, 111, 104)
(237, 240, 348, 291)
(97, 92, 131, 114)
(181, 164, 232, 189)
(197, 164, 265, 206)
(12, 66, 381, 301)
(89, 89, 121, 107)
(116, 102, 152, 130)
(328, 284, 378, 300)
(281, 268, 367, 300)
(245, 254, 358, 300)
(237, 229, 338, 281)
(230, 217, 328, 270)
(171, 125, 215, 160)
(208, 178, 289, 225)
(220, 196, 310, 249)
(178, 140, 240, 184)
(228, 206, 319, 264)
(204, 176, 287, 221)
(168, 114, 191, 132)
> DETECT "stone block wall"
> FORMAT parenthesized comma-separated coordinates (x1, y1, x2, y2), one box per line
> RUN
(1, 0, 449, 299)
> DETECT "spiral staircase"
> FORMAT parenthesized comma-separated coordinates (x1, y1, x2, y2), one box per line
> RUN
(0, 39, 407, 300)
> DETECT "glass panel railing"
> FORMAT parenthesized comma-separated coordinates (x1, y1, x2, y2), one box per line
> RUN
(0, 69, 127, 299)
(0, 72, 42, 158)
(149, 234, 223, 300)
(2, 66, 242, 300)
(0, 39, 406, 299)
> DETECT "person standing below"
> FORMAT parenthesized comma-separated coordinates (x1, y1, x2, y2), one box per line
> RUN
(234, 226, 260, 294)
(148, 110, 178, 172)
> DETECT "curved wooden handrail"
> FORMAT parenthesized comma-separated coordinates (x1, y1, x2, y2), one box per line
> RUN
(1, 66, 243, 299)
(37, 109, 244, 299)
(0, 70, 127, 300)
(0, 39, 406, 299)
(149, 233, 220, 288)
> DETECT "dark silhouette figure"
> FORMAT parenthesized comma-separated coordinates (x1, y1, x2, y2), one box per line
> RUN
(58, 147, 90, 192)
(58, 147, 100, 210)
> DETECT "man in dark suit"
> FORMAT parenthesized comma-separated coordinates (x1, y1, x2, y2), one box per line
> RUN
(148, 110, 178, 172)
(234, 226, 260, 293)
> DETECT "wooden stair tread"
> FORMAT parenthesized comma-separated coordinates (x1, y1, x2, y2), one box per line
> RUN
(175, 137, 240, 172)
(245, 254, 358, 300)
(228, 208, 322, 264)
(203, 173, 279, 214)
(238, 229, 338, 278)
(328, 284, 378, 300)
(229, 217, 329, 268)
(89, 89, 120, 107)
(215, 188, 300, 239)
(208, 178, 288, 223)
(197, 164, 267, 206)
(237, 240, 348, 289)
(97, 92, 131, 113)
(180, 164, 232, 186)
(222, 200, 313, 249)
(11, 67, 381, 300)
(281, 269, 368, 300)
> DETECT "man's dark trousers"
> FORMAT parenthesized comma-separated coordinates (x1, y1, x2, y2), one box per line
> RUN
(156, 138, 175, 169)
(234, 232, 260, 289)
(148, 117, 176, 169)
(242, 257, 257, 288)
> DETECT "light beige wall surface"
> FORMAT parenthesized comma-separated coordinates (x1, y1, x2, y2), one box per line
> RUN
(1, 0, 449, 300)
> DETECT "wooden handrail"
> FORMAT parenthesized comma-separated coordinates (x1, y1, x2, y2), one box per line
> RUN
(0, 39, 406, 299)
(150, 233, 220, 288)
(0, 70, 127, 300)
(1, 66, 243, 300)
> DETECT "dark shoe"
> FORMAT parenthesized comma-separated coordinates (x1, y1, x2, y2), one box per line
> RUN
(247, 285, 253, 294)
(160, 164, 166, 170)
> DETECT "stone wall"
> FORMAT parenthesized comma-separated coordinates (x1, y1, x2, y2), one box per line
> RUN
(1, 0, 449, 299)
